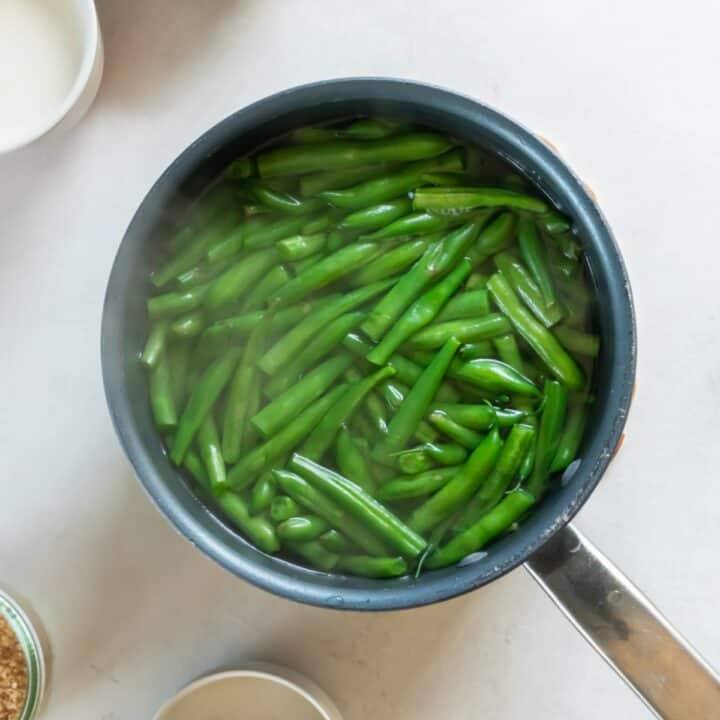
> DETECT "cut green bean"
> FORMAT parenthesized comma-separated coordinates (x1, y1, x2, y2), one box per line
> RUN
(349, 238, 429, 286)
(141, 321, 169, 368)
(339, 197, 413, 232)
(277, 515, 331, 542)
(428, 411, 484, 449)
(413, 187, 548, 214)
(149, 353, 177, 430)
(250, 474, 277, 515)
(270, 495, 301, 523)
(198, 414, 226, 489)
(377, 467, 457, 501)
(407, 313, 511, 349)
(554, 325, 600, 358)
(336, 555, 408, 578)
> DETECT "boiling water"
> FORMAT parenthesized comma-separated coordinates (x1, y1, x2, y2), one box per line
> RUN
(0, 0, 84, 147)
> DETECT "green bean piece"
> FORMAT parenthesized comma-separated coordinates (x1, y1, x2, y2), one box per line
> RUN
(205, 216, 286, 263)
(344, 117, 409, 138)
(487, 272, 584, 390)
(147, 283, 210, 321)
(336, 555, 408, 578)
(551, 397, 589, 472)
(265, 312, 366, 398)
(286, 541, 339, 572)
(182, 447, 210, 488)
(381, 380, 408, 411)
(149, 353, 178, 430)
(469, 212, 516, 266)
(319, 149, 464, 210)
(167, 340, 192, 407)
(367, 260, 472, 366)
(434, 290, 490, 323)
(430, 402, 498, 430)
(449, 357, 540, 396)
(339, 197, 413, 232)
(428, 411, 484, 449)
(377, 467, 457, 501)
(408, 313, 511, 349)
(152, 211, 240, 288)
(170, 348, 241, 465)
(466, 272, 489, 289)
(361, 210, 461, 240)
(413, 186, 548, 214)
(215, 491, 281, 554)
(336, 427, 376, 493)
(537, 210, 571, 235)
(259, 280, 392, 375)
(453, 423, 536, 533)
(349, 238, 429, 286)
(364, 390, 389, 436)
(241, 265, 291, 311)
(525, 380, 568, 498)
(300, 366, 396, 461)
(301, 211, 338, 235)
(299, 163, 394, 197)
(175, 257, 233, 289)
(269, 495, 301, 523)
(171, 311, 205, 338)
(493, 333, 525, 373)
(459, 341, 495, 360)
(273, 470, 388, 555)
(384, 353, 459, 403)
(290, 454, 427, 558)
(203, 248, 278, 312)
(374, 337, 460, 465)
(226, 384, 347, 490)
(554, 325, 600, 358)
(258, 132, 454, 177)
(252, 354, 353, 438)
(426, 490, 535, 569)
(517, 217, 557, 305)
(141, 321, 169, 368)
(318, 529, 356, 554)
(221, 312, 271, 463)
(407, 427, 503, 535)
(362, 218, 485, 341)
(197, 414, 226, 489)
(414, 419, 439, 444)
(245, 181, 322, 216)
(277, 515, 331, 542)
(250, 474, 277, 515)
(276, 233, 327, 261)
(396, 447, 436, 474)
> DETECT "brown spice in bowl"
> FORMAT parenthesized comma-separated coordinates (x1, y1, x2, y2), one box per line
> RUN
(0, 614, 27, 720)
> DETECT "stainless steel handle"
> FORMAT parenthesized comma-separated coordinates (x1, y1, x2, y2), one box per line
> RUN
(525, 523, 720, 719)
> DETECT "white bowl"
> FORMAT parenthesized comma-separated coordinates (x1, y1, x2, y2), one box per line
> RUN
(0, 0, 103, 154)
(153, 664, 344, 720)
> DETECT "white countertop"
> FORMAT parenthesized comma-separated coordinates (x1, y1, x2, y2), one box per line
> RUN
(2, 1, 719, 718)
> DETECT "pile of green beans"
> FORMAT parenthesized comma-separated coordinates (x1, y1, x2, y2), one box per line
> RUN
(142, 116, 597, 577)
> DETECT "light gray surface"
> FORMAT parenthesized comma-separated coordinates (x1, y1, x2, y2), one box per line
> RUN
(1, 1, 718, 718)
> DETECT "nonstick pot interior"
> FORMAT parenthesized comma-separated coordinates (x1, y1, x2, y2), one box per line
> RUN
(102, 78, 636, 610)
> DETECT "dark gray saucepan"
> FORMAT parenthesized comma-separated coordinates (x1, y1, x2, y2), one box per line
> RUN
(101, 79, 719, 718)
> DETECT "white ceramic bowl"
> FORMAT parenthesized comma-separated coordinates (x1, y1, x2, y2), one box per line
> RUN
(0, 0, 103, 154)
(154, 664, 343, 720)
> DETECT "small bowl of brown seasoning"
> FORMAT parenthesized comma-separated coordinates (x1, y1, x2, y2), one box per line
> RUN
(0, 591, 45, 720)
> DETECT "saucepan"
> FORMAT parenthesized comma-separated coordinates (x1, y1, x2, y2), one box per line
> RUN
(101, 78, 720, 718)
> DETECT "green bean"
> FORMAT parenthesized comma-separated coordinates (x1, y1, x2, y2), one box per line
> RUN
(224, 157, 254, 179)
(241, 265, 291, 311)
(152, 211, 240, 288)
(537, 210, 571, 235)
(276, 233, 327, 261)
(170, 347, 240, 465)
(203, 248, 278, 311)
(290, 454, 427, 557)
(376, 467, 457, 501)
(407, 313, 511, 349)
(459, 341, 495, 360)
(364, 389, 389, 436)
(374, 337, 460, 464)
(206, 216, 291, 262)
(426, 442, 468, 466)
(318, 529, 356, 554)
(494, 252, 564, 327)
(407, 426, 503, 535)
(171, 311, 205, 338)
(517, 217, 557, 305)
(487, 273, 584, 390)
(277, 515, 331, 542)
(269, 495, 301, 523)
(269, 242, 381, 307)
(175, 257, 233, 288)
(265, 312, 366, 398)
(453, 423, 535, 533)
(362, 218, 485, 340)
(525, 380, 568, 498)
(336, 427, 376, 493)
(182, 447, 209, 488)
(339, 198, 413, 232)
(413, 186, 548, 214)
(299, 163, 394, 197)
(420, 171, 475, 186)
(215, 491, 281, 554)
(361, 210, 463, 240)
(554, 325, 600, 358)
(197, 414, 226, 489)
(395, 447, 435, 474)
(149, 353, 178, 430)
(300, 366, 396, 460)
(466, 272, 489, 289)
(469, 212, 516, 266)
(245, 181, 322, 215)
(147, 283, 210, 321)
(273, 469, 388, 555)
(167, 340, 192, 407)
(259, 280, 392, 375)
(435, 290, 490, 323)
(449, 357, 540, 396)
(319, 149, 464, 210)
(426, 490, 534, 569)
(349, 238, 429, 286)
(336, 555, 408, 578)
(250, 473, 277, 515)
(226, 384, 347, 489)
(493, 333, 525, 373)
(252, 354, 353, 437)
(141, 321, 169, 368)
(367, 260, 472, 366)
(430, 402, 498, 430)
(428, 411, 484, 449)
(258, 132, 454, 177)
(286, 541, 339, 572)
(551, 396, 588, 472)
(301, 211, 340, 235)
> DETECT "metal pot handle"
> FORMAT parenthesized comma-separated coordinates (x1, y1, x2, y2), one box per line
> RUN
(524, 523, 720, 718)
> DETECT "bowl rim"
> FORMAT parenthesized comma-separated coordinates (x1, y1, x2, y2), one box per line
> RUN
(102, 77, 636, 610)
